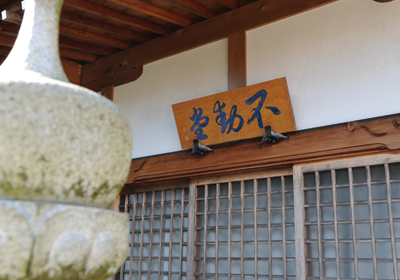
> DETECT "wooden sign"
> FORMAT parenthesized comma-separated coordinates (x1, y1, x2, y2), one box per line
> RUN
(172, 77, 296, 149)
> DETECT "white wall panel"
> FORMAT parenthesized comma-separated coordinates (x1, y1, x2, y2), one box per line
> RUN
(114, 39, 228, 158)
(247, 0, 400, 130)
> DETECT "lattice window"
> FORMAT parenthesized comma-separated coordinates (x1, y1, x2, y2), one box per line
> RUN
(193, 176, 296, 280)
(301, 162, 400, 280)
(116, 188, 190, 280)
(113, 153, 400, 280)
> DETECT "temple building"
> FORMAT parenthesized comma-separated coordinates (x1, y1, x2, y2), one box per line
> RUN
(1, 0, 400, 279)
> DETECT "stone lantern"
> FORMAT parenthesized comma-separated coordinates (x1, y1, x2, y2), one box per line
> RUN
(0, 0, 132, 279)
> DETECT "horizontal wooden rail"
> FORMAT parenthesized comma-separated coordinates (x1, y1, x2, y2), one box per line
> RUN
(125, 113, 400, 186)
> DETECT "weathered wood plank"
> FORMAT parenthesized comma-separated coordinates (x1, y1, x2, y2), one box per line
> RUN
(125, 113, 400, 185)
(60, 10, 148, 43)
(59, 25, 130, 49)
(214, 0, 239, 9)
(81, 0, 337, 88)
(0, 33, 97, 62)
(63, 0, 169, 35)
(59, 48, 96, 62)
(228, 30, 246, 90)
(106, 0, 192, 27)
(170, 0, 216, 19)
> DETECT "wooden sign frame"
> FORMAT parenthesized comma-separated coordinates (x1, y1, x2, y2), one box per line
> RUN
(172, 77, 296, 149)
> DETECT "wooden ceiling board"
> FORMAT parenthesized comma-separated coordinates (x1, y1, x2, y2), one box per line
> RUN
(60, 9, 147, 42)
(94, 0, 181, 29)
(146, 0, 202, 20)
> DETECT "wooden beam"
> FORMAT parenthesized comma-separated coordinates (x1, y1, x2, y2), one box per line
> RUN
(60, 10, 148, 42)
(214, 0, 239, 9)
(125, 113, 400, 185)
(61, 58, 82, 85)
(84, 65, 143, 92)
(228, 30, 246, 90)
(101, 85, 114, 101)
(106, 0, 192, 27)
(1, 9, 22, 24)
(170, 0, 216, 19)
(63, 0, 169, 35)
(81, 0, 337, 88)
(59, 25, 130, 49)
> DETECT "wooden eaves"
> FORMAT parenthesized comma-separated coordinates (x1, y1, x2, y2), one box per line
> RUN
(1, 0, 337, 91)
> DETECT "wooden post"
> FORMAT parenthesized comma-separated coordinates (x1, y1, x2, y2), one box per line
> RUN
(101, 85, 114, 101)
(228, 30, 246, 90)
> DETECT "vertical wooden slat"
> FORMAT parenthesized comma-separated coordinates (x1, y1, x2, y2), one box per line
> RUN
(268, 178, 272, 279)
(125, 194, 132, 280)
(254, 179, 258, 280)
(240, 181, 245, 279)
(187, 181, 196, 280)
(101, 85, 114, 101)
(168, 191, 175, 279)
(203, 185, 208, 279)
(348, 168, 359, 280)
(148, 192, 155, 278)
(216, 183, 220, 280)
(385, 164, 399, 280)
(179, 188, 184, 279)
(228, 182, 232, 279)
(228, 30, 247, 91)
(157, 191, 165, 280)
(315, 172, 323, 280)
(331, 170, 341, 279)
(282, 176, 287, 280)
(293, 166, 306, 280)
(138, 193, 146, 280)
(366, 166, 378, 279)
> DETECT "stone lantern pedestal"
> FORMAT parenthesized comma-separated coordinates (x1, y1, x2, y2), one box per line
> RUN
(0, 0, 132, 279)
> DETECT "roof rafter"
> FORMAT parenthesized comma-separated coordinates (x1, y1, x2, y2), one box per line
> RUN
(59, 25, 130, 49)
(1, 13, 117, 55)
(63, 0, 169, 35)
(213, 0, 239, 9)
(61, 10, 148, 42)
(170, 0, 216, 19)
(106, 0, 192, 27)
(0, 33, 97, 62)
(2, 10, 131, 49)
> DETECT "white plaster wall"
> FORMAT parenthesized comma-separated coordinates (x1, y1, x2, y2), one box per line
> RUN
(247, 0, 400, 129)
(114, 40, 228, 158)
(115, 0, 400, 159)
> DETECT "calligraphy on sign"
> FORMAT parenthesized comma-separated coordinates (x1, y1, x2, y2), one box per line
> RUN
(172, 77, 296, 150)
